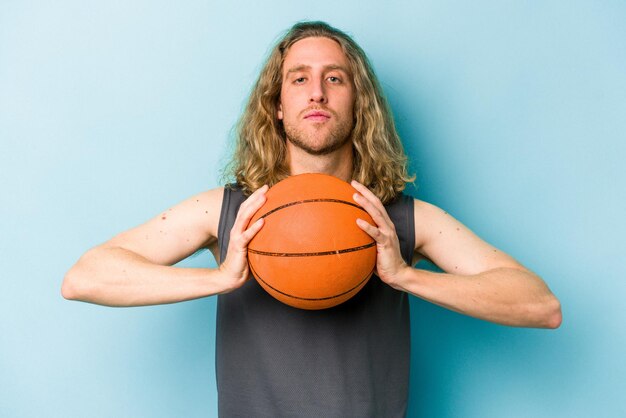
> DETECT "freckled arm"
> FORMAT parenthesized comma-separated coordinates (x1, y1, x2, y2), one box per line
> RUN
(352, 180, 562, 330)
(61, 186, 268, 307)
(392, 200, 562, 329)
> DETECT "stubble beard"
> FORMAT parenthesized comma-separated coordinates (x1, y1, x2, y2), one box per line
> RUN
(283, 118, 354, 156)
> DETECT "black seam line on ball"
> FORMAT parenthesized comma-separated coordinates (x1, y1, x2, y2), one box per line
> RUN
(250, 263, 375, 301)
(259, 198, 367, 219)
(248, 241, 376, 257)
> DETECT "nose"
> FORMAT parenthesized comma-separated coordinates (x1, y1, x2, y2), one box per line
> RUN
(309, 76, 327, 104)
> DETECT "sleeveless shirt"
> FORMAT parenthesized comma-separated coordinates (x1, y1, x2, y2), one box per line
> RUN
(216, 186, 414, 418)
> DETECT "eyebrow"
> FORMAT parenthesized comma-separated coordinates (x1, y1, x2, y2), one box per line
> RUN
(285, 64, 351, 75)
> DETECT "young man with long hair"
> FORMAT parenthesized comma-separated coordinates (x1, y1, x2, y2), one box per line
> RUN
(63, 21, 561, 417)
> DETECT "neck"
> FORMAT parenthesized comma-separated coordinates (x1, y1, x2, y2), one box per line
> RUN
(287, 141, 354, 182)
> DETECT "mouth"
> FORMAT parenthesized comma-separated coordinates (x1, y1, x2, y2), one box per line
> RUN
(303, 110, 331, 121)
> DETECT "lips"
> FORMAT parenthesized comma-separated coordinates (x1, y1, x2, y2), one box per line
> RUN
(303, 109, 331, 121)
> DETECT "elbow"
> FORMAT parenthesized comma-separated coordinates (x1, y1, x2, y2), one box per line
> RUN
(61, 270, 81, 301)
(62, 248, 103, 302)
(62, 257, 96, 302)
(517, 295, 562, 329)
(541, 297, 562, 329)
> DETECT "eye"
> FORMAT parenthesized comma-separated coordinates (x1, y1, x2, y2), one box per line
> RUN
(327, 76, 342, 83)
(294, 77, 306, 84)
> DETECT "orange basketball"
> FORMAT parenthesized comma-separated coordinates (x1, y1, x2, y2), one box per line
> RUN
(247, 173, 377, 310)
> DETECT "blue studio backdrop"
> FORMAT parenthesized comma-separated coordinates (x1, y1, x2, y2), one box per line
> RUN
(1, 1, 625, 417)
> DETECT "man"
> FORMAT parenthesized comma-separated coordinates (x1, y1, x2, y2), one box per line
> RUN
(63, 21, 561, 417)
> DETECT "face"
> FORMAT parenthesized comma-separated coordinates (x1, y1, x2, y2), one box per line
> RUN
(278, 37, 355, 156)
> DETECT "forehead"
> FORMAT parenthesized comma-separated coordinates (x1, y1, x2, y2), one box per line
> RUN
(282, 36, 350, 73)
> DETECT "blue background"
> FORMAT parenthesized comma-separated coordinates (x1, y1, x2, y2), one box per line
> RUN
(1, 1, 625, 417)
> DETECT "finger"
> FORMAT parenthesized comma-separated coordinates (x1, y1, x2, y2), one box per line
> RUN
(240, 185, 269, 213)
(351, 180, 383, 209)
(229, 218, 265, 257)
(232, 185, 268, 232)
(352, 192, 394, 231)
(351, 181, 393, 225)
(240, 217, 264, 245)
(356, 217, 382, 241)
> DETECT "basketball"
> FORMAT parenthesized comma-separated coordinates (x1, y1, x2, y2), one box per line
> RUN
(247, 173, 377, 310)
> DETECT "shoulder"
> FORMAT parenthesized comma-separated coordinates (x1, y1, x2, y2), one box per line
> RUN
(193, 187, 225, 237)
(160, 187, 225, 241)
(412, 198, 456, 251)
(197, 186, 225, 206)
(413, 198, 445, 218)
(182, 187, 225, 212)
(101, 187, 227, 266)
(410, 197, 526, 274)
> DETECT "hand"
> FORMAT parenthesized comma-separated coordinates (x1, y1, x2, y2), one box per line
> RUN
(218, 185, 268, 293)
(351, 180, 410, 289)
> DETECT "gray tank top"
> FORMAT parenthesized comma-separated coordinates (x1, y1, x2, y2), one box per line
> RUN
(216, 185, 414, 418)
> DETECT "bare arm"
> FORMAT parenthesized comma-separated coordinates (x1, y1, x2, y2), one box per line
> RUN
(400, 200, 561, 328)
(352, 181, 562, 329)
(62, 186, 268, 307)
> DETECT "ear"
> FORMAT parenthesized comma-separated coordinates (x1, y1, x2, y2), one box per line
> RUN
(277, 102, 283, 120)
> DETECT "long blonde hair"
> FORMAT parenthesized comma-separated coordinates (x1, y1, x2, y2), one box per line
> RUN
(225, 21, 414, 204)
